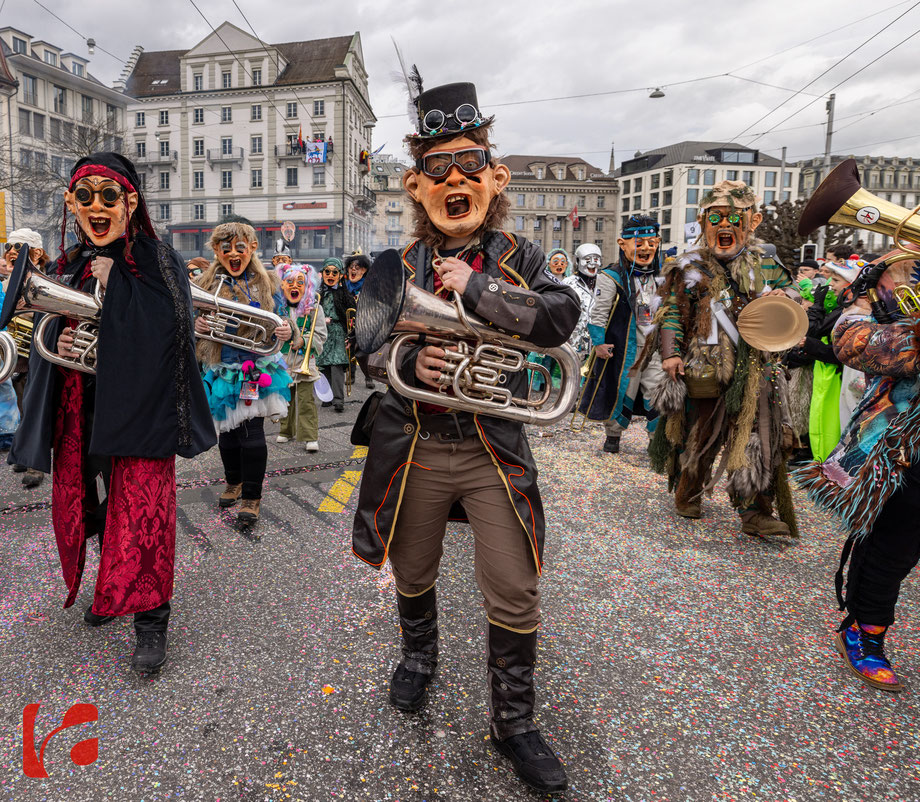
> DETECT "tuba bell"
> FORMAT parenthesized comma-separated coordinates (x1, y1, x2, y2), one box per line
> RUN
(355, 249, 580, 426)
(0, 331, 16, 383)
(799, 158, 920, 321)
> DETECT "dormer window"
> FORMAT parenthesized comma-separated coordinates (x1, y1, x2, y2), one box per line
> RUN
(12, 36, 28, 55)
(44, 51, 57, 66)
(536, 167, 544, 179)
(72, 62, 85, 77)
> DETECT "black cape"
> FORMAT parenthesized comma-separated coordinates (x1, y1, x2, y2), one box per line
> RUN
(10, 236, 216, 472)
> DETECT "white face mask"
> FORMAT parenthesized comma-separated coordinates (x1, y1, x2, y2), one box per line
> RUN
(578, 255, 601, 276)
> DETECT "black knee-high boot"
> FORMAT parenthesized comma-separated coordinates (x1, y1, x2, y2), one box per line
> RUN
(389, 586, 438, 711)
(488, 623, 567, 794)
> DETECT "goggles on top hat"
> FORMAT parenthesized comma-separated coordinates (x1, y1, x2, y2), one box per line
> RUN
(421, 104, 483, 135)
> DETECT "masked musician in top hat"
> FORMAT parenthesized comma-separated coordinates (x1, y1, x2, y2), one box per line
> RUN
(643, 180, 798, 538)
(351, 80, 579, 794)
(578, 214, 665, 453)
(6, 152, 215, 673)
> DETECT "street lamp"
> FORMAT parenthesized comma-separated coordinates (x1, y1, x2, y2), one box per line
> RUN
(649, 87, 665, 99)
(86, 38, 95, 56)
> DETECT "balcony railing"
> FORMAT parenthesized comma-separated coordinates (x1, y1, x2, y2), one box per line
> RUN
(274, 145, 304, 161)
(207, 147, 244, 167)
(136, 150, 178, 169)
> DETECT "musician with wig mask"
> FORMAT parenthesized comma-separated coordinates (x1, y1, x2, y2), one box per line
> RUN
(5, 152, 215, 674)
(578, 214, 665, 454)
(350, 80, 579, 795)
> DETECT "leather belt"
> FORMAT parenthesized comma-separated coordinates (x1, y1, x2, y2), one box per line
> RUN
(416, 411, 478, 442)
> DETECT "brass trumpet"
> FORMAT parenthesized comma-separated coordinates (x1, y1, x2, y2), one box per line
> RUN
(356, 249, 579, 426)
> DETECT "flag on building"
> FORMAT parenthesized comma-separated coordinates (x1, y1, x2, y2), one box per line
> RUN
(568, 205, 579, 229)
(297, 126, 304, 151)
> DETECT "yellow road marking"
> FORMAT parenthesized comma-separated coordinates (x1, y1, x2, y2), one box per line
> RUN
(318, 445, 367, 512)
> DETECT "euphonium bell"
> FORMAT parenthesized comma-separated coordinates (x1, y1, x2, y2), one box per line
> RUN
(356, 249, 580, 426)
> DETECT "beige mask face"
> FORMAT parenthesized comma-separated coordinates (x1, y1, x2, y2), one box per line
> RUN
(65, 177, 138, 247)
(403, 135, 510, 242)
(215, 237, 257, 276)
(617, 236, 661, 267)
(701, 206, 762, 261)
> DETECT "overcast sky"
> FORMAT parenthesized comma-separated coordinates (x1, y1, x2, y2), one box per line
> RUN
(6, 0, 920, 171)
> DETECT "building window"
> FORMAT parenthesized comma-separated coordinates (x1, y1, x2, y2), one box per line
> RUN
(136, 141, 146, 158)
(193, 73, 203, 91)
(286, 102, 298, 119)
(193, 108, 204, 124)
(193, 138, 204, 157)
(577, 168, 585, 180)
(30, 113, 44, 140)
(194, 203, 205, 221)
(193, 170, 204, 190)
(515, 216, 525, 231)
(664, 170, 673, 187)
(135, 111, 145, 127)
(221, 170, 232, 189)
(595, 218, 604, 232)
(726, 170, 738, 181)
(651, 174, 660, 190)
(516, 193, 525, 206)
(72, 63, 84, 78)
(221, 106, 232, 123)
(688, 169, 699, 185)
(312, 166, 325, 185)
(662, 227, 671, 242)
(663, 190, 672, 205)
(536, 194, 545, 208)
(286, 167, 298, 187)
(650, 192, 659, 208)
(703, 169, 716, 185)
(222, 71, 231, 89)
(155, 139, 168, 157)
(221, 137, 233, 156)
(313, 131, 325, 141)
(387, 236, 400, 247)
(764, 190, 776, 204)
(632, 197, 641, 210)
(536, 168, 544, 179)
(21, 74, 38, 106)
(251, 135, 262, 155)
(534, 218, 542, 231)
(221, 203, 233, 217)
(743, 171, 755, 185)
(557, 195, 565, 208)
(621, 197, 630, 213)
(622, 179, 631, 194)
(621, 215, 629, 229)
(663, 209, 672, 224)
(159, 203, 170, 220)
(12, 36, 28, 54)
(53, 85, 67, 114)
(159, 171, 170, 190)
(597, 195, 605, 209)
(251, 168, 262, 188)
(18, 108, 30, 137)
(687, 188, 699, 205)
(251, 68, 262, 86)
(313, 99, 324, 116)
(159, 110, 169, 126)
(783, 171, 792, 188)
(634, 177, 643, 192)
(685, 207, 698, 223)
(251, 104, 262, 121)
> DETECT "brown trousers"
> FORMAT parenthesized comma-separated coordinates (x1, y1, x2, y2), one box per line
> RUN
(388, 434, 540, 632)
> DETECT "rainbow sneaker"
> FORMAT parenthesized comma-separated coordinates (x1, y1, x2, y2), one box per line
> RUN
(835, 623, 903, 693)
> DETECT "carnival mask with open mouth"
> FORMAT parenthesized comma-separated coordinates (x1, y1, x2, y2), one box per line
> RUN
(547, 254, 568, 276)
(216, 238, 255, 277)
(404, 135, 510, 242)
(620, 236, 661, 269)
(703, 206, 762, 261)
(282, 271, 306, 305)
(65, 176, 138, 247)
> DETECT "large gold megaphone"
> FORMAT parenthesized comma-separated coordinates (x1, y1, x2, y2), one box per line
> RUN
(356, 249, 580, 426)
(799, 158, 920, 245)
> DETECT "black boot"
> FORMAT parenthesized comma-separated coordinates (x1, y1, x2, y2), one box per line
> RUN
(488, 624, 567, 794)
(83, 606, 116, 627)
(389, 587, 438, 711)
(131, 601, 170, 674)
(603, 435, 620, 453)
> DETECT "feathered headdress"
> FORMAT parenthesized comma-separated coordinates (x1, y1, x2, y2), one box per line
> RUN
(391, 38, 423, 130)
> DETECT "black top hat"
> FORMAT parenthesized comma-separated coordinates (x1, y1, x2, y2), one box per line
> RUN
(408, 82, 493, 140)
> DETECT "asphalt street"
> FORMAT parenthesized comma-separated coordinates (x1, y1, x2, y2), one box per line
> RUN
(1, 382, 918, 802)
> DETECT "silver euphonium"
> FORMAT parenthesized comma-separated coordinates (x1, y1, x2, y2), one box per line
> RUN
(356, 249, 580, 426)
(0, 332, 16, 383)
(190, 277, 284, 355)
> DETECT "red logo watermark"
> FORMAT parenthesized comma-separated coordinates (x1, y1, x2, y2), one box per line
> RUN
(22, 703, 98, 778)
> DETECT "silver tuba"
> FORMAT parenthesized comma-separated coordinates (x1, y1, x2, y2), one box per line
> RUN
(0, 331, 16, 383)
(0, 248, 103, 374)
(356, 249, 580, 426)
(190, 277, 284, 355)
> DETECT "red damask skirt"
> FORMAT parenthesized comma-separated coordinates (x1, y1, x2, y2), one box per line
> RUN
(51, 371, 176, 616)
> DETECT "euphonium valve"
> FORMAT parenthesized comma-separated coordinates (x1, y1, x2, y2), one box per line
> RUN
(190, 279, 284, 355)
(356, 249, 580, 426)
